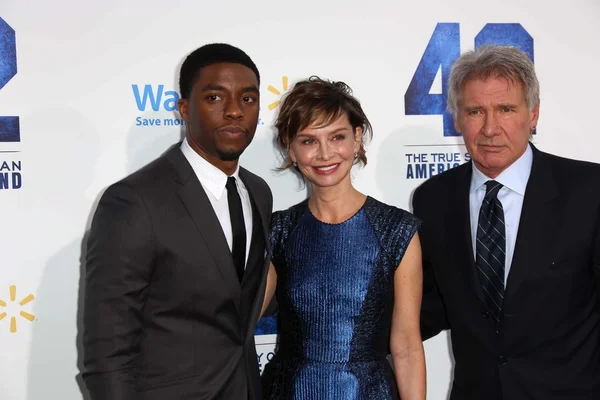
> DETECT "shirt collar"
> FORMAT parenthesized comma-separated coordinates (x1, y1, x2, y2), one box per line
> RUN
(470, 143, 533, 196)
(180, 138, 240, 200)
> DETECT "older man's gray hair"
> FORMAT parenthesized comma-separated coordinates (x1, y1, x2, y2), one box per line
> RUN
(447, 45, 540, 116)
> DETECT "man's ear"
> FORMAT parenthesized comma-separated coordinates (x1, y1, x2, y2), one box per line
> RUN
(178, 99, 189, 122)
(453, 113, 463, 134)
(530, 104, 540, 131)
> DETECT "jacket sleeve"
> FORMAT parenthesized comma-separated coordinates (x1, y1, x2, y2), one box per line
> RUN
(264, 184, 279, 317)
(412, 186, 450, 341)
(594, 205, 600, 310)
(82, 182, 155, 400)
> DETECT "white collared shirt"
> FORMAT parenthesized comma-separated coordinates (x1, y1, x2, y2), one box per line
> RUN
(180, 138, 253, 266)
(470, 144, 533, 284)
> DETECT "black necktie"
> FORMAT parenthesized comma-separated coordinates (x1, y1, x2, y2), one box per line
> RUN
(476, 180, 506, 323)
(226, 176, 246, 282)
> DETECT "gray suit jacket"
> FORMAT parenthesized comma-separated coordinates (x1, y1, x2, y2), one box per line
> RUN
(83, 144, 273, 400)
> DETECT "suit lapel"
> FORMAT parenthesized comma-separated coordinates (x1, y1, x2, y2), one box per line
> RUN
(448, 162, 487, 305)
(241, 194, 263, 283)
(166, 146, 242, 314)
(505, 146, 559, 302)
(239, 168, 271, 331)
(239, 168, 270, 257)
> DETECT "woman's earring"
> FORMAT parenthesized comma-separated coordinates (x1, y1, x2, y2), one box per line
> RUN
(354, 153, 359, 159)
(292, 161, 297, 167)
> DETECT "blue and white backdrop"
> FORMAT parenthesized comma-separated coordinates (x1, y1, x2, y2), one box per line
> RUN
(1, 1, 599, 399)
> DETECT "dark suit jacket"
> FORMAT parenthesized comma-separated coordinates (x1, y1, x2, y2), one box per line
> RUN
(413, 144, 600, 400)
(83, 145, 273, 400)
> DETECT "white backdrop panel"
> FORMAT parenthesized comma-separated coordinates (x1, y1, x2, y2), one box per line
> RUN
(0, 1, 598, 399)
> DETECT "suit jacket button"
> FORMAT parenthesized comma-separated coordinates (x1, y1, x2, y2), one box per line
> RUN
(498, 356, 507, 365)
(481, 310, 491, 319)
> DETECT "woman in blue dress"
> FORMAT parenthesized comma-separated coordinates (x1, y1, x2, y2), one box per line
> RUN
(261, 76, 425, 400)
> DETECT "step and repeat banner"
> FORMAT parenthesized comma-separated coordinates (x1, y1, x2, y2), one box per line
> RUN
(1, 1, 599, 399)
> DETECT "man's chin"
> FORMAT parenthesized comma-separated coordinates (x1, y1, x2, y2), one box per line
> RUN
(218, 149, 245, 162)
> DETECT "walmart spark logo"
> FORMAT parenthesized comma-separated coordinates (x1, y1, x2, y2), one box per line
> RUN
(267, 76, 289, 110)
(0, 285, 35, 333)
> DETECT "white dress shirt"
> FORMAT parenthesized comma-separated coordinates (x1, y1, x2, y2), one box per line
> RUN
(180, 138, 253, 266)
(470, 144, 533, 284)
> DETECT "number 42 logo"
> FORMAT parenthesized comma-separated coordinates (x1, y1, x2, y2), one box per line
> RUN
(0, 16, 19, 143)
(404, 23, 534, 137)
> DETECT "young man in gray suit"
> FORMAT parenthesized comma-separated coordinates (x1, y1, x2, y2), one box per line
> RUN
(83, 43, 273, 400)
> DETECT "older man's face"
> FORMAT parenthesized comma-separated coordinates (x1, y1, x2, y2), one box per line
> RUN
(455, 77, 539, 178)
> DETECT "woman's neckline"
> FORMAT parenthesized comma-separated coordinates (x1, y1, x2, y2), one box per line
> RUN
(307, 196, 371, 226)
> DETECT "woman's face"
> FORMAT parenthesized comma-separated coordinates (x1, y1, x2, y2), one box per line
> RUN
(288, 113, 361, 190)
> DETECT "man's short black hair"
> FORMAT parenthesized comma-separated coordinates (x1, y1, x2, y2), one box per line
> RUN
(179, 43, 260, 99)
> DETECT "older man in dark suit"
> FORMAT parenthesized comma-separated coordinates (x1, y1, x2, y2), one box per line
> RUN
(83, 43, 272, 400)
(413, 45, 600, 399)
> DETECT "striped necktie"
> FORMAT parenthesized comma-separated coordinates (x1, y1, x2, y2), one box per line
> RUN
(476, 180, 506, 324)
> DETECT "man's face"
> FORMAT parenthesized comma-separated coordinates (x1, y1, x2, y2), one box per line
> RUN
(179, 62, 259, 171)
(455, 77, 539, 178)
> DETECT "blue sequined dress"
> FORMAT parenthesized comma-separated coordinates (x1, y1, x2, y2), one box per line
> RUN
(262, 196, 421, 399)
